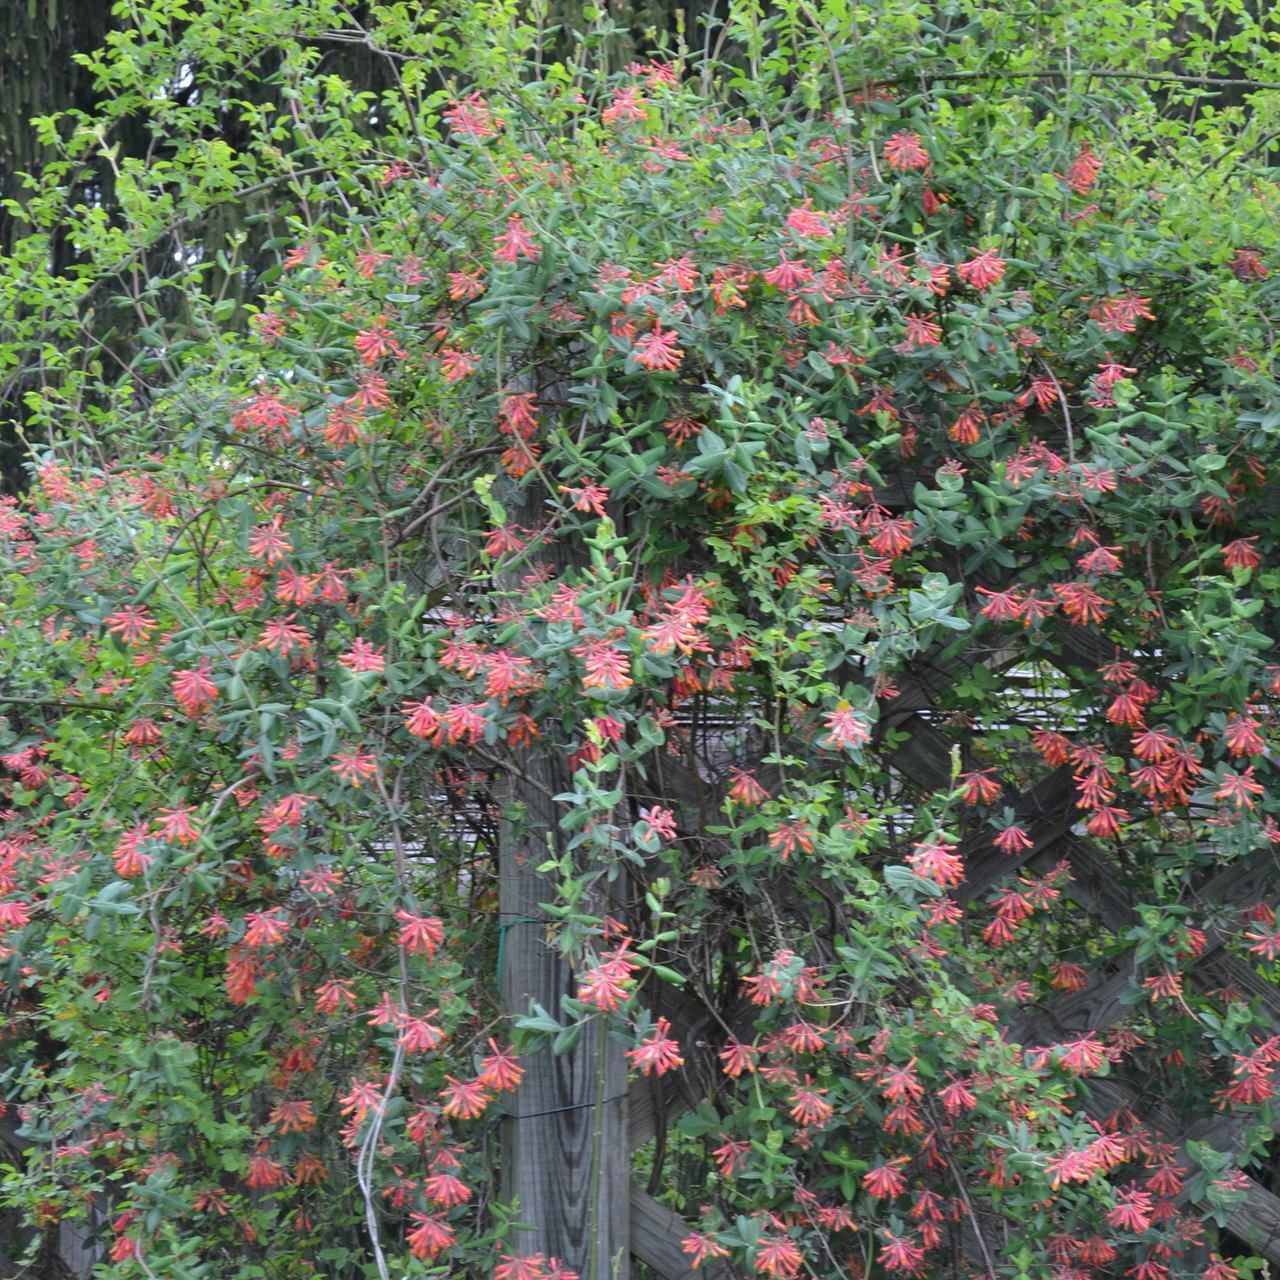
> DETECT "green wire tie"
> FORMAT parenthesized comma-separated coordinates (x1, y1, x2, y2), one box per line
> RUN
(496, 917, 540, 984)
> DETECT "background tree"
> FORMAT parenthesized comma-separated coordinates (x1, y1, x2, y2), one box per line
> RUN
(0, 0, 711, 495)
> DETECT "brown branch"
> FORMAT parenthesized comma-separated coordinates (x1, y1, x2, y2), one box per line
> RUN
(470, 745, 564, 807)
(881, 66, 1280, 91)
(0, 697, 120, 713)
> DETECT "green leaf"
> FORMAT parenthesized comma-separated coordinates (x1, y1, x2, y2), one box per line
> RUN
(552, 1023, 584, 1055)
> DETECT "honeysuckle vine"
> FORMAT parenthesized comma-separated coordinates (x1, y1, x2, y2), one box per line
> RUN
(2, 0, 1280, 1278)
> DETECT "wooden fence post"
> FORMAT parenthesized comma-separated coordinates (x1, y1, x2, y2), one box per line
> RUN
(499, 757, 630, 1280)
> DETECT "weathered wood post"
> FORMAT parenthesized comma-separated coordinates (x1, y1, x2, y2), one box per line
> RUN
(499, 749, 630, 1279)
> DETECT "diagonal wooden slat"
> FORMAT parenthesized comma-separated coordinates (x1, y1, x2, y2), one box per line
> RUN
(628, 988, 719, 1152)
(1085, 1079, 1280, 1267)
(627, 942, 1280, 1271)
(1221, 1181, 1280, 1262)
(870, 637, 1280, 1259)
(955, 768, 1079, 900)
(1048, 617, 1120, 677)
(995, 849, 1280, 1260)
(1035, 834, 1135, 931)
(882, 713, 1136, 926)
(630, 1183, 728, 1280)
(1009, 851, 1275, 1044)
(884, 713, 954, 791)
(1193, 951, 1280, 1029)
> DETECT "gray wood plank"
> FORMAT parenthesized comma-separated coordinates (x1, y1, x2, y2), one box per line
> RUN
(1226, 1182, 1280, 1262)
(1049, 835, 1135, 931)
(1193, 952, 1280, 1031)
(59, 1207, 107, 1280)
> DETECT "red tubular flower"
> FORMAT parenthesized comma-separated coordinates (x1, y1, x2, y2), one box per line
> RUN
(493, 215, 541, 263)
(423, 1171, 471, 1206)
(1203, 1256, 1240, 1280)
(712, 1137, 751, 1174)
(682, 1232, 730, 1267)
(868, 517, 914, 556)
(994, 824, 1033, 855)
(396, 911, 444, 956)
(155, 805, 201, 845)
(1141, 970, 1183, 1000)
(399, 1015, 447, 1054)
(572, 638, 632, 690)
(880, 1062, 923, 1104)
(949, 404, 984, 443)
(270, 1100, 316, 1133)
(1216, 766, 1264, 809)
(1054, 581, 1111, 624)
(113, 827, 151, 879)
(754, 1236, 803, 1278)
(1049, 962, 1088, 992)
(957, 248, 1006, 289)
(172, 659, 219, 716)
(105, 604, 157, 645)
(313, 979, 356, 1014)
(883, 130, 929, 171)
(331, 749, 378, 786)
(243, 908, 289, 949)
(863, 1159, 908, 1198)
(1065, 142, 1103, 193)
(784, 200, 831, 239)
(1132, 726, 1176, 761)
(907, 836, 963, 887)
(1085, 805, 1128, 837)
(1106, 1185, 1154, 1232)
(719, 1039, 759, 1077)
(407, 1213, 456, 1260)
(632, 327, 684, 371)
(110, 1236, 140, 1262)
(1106, 690, 1146, 727)
(1231, 250, 1269, 282)
(768, 820, 814, 860)
(1057, 1034, 1107, 1074)
(975, 585, 1026, 622)
(898, 312, 942, 350)
(627, 1017, 684, 1076)
(1031, 729, 1072, 766)
(957, 769, 1001, 805)
(245, 1146, 285, 1188)
(728, 769, 768, 805)
(938, 1076, 977, 1116)
(353, 315, 406, 364)
(578, 964, 632, 1012)
(1223, 716, 1265, 757)
(478, 1040, 524, 1091)
(825, 704, 871, 750)
(787, 1076, 833, 1126)
(1245, 922, 1280, 960)
(439, 1075, 492, 1118)
(880, 1230, 925, 1271)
